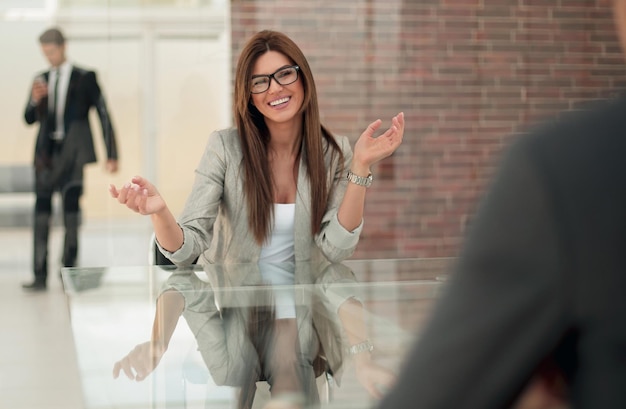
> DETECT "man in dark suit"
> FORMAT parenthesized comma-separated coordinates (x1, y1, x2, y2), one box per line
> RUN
(22, 27, 119, 291)
(377, 1, 626, 408)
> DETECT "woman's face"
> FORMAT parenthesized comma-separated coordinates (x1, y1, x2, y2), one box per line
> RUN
(249, 50, 304, 129)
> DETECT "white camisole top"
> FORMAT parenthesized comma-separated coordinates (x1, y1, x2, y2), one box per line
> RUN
(259, 203, 296, 319)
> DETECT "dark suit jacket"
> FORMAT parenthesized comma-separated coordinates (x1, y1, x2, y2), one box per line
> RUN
(24, 65, 118, 173)
(378, 97, 626, 408)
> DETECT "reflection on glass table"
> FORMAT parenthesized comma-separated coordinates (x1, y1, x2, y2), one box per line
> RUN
(62, 258, 450, 409)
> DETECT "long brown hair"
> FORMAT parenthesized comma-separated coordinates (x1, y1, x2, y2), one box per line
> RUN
(234, 30, 343, 245)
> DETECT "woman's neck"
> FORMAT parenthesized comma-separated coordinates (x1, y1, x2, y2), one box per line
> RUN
(268, 130, 301, 157)
(266, 117, 303, 156)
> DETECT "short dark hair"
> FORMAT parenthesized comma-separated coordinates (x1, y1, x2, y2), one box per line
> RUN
(39, 28, 65, 46)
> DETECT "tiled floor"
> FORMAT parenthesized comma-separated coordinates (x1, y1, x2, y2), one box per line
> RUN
(0, 218, 154, 409)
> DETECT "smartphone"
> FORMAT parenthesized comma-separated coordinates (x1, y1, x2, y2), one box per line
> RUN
(34, 75, 47, 86)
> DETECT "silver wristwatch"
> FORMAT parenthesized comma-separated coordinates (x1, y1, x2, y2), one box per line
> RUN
(347, 170, 373, 188)
(348, 339, 374, 355)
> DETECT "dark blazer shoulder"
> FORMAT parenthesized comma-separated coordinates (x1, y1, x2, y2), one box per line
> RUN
(72, 65, 92, 75)
(511, 97, 626, 174)
(524, 97, 626, 147)
(69, 66, 97, 85)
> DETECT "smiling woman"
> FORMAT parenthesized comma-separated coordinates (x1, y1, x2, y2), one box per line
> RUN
(109, 28, 404, 407)
(109, 29, 404, 265)
(110, 30, 404, 265)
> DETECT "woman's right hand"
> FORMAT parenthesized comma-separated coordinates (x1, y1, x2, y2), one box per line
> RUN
(109, 175, 166, 215)
(112, 341, 167, 382)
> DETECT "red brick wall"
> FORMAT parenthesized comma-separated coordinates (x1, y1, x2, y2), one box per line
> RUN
(231, 0, 626, 259)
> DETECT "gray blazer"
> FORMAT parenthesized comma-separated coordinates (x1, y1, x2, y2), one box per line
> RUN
(159, 127, 361, 264)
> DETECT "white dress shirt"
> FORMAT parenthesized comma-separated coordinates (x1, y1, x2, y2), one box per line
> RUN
(48, 60, 72, 140)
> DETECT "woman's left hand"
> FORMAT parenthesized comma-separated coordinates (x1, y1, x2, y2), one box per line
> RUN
(351, 112, 404, 174)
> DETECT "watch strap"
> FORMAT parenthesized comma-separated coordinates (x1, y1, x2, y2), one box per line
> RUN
(348, 339, 374, 355)
(347, 170, 373, 187)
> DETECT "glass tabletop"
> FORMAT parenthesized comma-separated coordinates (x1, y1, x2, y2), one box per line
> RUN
(61, 258, 452, 409)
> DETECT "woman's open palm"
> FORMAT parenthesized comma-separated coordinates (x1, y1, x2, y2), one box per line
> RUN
(353, 112, 404, 169)
(112, 341, 166, 382)
(109, 176, 166, 215)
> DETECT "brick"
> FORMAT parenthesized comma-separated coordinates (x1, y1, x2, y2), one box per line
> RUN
(231, 0, 626, 259)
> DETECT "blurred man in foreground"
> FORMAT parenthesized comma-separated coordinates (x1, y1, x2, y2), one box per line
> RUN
(378, 1, 626, 408)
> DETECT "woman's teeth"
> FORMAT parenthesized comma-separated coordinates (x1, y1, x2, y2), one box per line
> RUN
(270, 97, 290, 106)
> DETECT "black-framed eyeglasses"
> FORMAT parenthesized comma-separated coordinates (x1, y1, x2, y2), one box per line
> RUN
(250, 65, 300, 94)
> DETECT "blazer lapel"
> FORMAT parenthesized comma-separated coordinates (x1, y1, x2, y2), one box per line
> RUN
(295, 149, 311, 260)
(63, 67, 79, 128)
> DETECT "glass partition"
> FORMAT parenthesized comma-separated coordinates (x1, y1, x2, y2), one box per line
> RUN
(0, 0, 230, 221)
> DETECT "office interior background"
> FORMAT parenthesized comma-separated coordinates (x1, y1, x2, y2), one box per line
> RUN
(1, 0, 625, 262)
